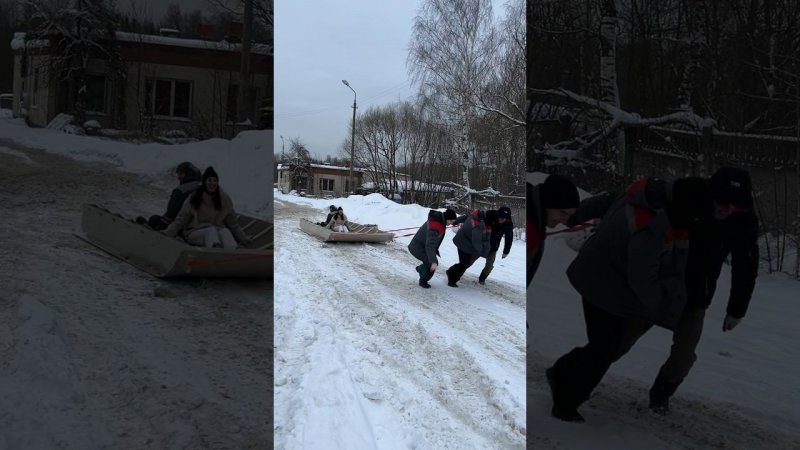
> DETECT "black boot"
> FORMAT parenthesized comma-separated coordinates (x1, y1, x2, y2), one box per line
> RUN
(546, 367, 585, 423)
(419, 279, 431, 288)
(446, 268, 458, 287)
(551, 404, 585, 423)
(649, 372, 681, 415)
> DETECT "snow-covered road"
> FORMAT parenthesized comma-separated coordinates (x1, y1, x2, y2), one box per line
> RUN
(274, 200, 526, 449)
(0, 142, 272, 448)
(529, 238, 800, 449)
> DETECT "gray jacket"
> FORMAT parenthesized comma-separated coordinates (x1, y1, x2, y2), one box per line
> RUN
(408, 210, 447, 266)
(453, 210, 491, 258)
(566, 178, 690, 330)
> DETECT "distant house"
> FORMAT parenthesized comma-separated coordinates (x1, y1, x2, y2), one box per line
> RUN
(277, 161, 456, 205)
(10, 30, 273, 138)
(277, 163, 365, 197)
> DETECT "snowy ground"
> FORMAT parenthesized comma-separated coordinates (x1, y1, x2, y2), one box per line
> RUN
(0, 119, 273, 448)
(529, 236, 800, 449)
(273, 192, 527, 449)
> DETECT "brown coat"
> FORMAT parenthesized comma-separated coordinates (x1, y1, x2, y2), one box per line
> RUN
(164, 189, 249, 243)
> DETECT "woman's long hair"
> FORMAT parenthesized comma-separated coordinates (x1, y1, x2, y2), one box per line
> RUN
(190, 181, 222, 210)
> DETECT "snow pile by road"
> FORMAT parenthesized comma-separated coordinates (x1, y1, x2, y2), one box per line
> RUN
(0, 117, 273, 217)
(274, 191, 526, 449)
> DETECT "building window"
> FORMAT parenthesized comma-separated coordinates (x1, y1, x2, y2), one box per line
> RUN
(82, 75, 107, 113)
(319, 178, 335, 192)
(145, 78, 192, 118)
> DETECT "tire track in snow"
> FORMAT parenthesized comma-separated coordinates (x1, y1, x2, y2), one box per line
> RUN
(274, 202, 525, 449)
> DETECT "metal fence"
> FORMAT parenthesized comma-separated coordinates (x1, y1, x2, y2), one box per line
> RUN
(626, 126, 800, 235)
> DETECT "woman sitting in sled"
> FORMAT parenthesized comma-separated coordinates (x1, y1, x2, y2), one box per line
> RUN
(163, 166, 252, 249)
(326, 206, 350, 233)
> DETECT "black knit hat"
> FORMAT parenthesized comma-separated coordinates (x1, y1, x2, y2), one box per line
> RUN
(203, 166, 219, 182)
(443, 208, 457, 221)
(539, 174, 580, 209)
(497, 206, 512, 220)
(329, 205, 337, 212)
(711, 167, 753, 209)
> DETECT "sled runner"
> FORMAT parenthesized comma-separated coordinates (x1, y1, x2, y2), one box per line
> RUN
(77, 204, 273, 278)
(298, 218, 394, 243)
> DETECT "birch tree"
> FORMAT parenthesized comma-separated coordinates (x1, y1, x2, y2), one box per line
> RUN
(408, 0, 498, 197)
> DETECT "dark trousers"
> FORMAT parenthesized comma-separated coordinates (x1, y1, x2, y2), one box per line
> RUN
(550, 298, 652, 409)
(479, 250, 498, 281)
(447, 249, 479, 283)
(654, 307, 706, 397)
(415, 256, 435, 282)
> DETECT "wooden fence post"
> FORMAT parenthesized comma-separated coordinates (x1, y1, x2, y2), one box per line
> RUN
(701, 126, 714, 176)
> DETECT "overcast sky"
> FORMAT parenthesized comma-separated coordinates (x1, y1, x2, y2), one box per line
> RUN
(275, 1, 423, 160)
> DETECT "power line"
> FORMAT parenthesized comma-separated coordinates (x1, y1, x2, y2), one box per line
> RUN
(275, 80, 414, 120)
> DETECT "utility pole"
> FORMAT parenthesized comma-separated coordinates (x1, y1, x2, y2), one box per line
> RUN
(342, 80, 357, 194)
(237, 0, 253, 126)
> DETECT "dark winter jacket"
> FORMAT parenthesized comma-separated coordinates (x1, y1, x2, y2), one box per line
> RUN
(163, 169, 202, 223)
(527, 184, 546, 286)
(567, 184, 759, 319)
(490, 214, 514, 255)
(685, 211, 759, 318)
(566, 178, 691, 330)
(453, 210, 491, 257)
(408, 210, 448, 266)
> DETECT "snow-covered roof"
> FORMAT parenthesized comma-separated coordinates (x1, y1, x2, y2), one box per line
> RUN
(10, 32, 49, 51)
(10, 31, 271, 55)
(277, 163, 366, 172)
(115, 32, 272, 55)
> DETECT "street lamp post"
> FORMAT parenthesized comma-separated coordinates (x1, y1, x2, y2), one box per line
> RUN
(279, 134, 285, 190)
(342, 80, 357, 195)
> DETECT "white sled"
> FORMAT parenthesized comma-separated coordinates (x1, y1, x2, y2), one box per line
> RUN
(78, 204, 273, 278)
(298, 218, 394, 243)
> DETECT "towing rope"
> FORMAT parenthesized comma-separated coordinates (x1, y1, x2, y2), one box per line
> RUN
(545, 222, 594, 236)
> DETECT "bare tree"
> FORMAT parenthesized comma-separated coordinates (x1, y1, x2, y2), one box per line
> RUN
(206, 0, 272, 43)
(160, 2, 182, 30)
(408, 0, 499, 197)
(23, 0, 124, 125)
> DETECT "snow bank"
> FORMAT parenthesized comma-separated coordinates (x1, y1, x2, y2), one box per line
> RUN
(274, 190, 475, 240)
(0, 118, 273, 216)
